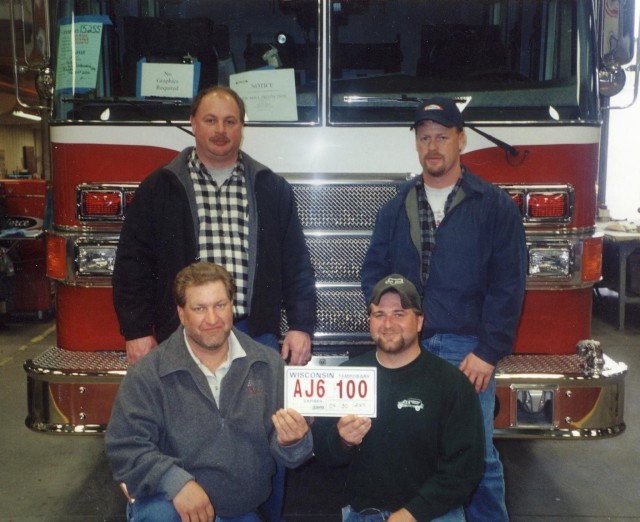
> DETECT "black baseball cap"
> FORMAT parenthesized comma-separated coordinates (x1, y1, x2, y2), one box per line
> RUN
(369, 274, 422, 313)
(411, 97, 464, 130)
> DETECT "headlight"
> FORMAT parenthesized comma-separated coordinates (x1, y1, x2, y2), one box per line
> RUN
(76, 244, 117, 275)
(529, 247, 571, 277)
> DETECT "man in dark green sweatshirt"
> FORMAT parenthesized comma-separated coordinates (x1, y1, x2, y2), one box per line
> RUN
(312, 275, 484, 522)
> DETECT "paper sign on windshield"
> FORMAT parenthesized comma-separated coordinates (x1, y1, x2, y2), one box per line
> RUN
(230, 68, 298, 121)
(56, 18, 109, 93)
(138, 62, 198, 98)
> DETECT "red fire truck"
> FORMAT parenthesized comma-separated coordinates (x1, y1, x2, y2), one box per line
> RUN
(10, 0, 635, 437)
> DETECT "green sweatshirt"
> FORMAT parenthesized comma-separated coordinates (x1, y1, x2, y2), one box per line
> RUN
(312, 350, 484, 521)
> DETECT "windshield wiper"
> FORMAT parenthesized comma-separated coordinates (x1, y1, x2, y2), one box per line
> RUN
(62, 97, 195, 136)
(343, 94, 422, 104)
(345, 94, 525, 160)
(465, 123, 522, 158)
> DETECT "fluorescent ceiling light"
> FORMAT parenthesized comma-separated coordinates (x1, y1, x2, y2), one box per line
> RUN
(12, 109, 41, 121)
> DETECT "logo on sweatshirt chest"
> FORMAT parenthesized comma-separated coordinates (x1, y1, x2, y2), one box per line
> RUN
(397, 398, 425, 411)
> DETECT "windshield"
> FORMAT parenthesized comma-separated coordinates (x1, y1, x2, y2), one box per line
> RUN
(50, 0, 597, 124)
(329, 0, 597, 124)
(51, 0, 319, 123)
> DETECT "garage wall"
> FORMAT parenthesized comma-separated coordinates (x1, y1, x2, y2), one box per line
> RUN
(0, 124, 43, 178)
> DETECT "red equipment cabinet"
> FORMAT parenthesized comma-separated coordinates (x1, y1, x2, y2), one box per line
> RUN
(0, 179, 54, 318)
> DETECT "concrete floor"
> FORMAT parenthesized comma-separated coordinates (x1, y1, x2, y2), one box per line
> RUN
(0, 295, 638, 522)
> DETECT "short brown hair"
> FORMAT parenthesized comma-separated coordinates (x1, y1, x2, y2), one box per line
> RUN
(173, 262, 236, 308)
(190, 86, 246, 123)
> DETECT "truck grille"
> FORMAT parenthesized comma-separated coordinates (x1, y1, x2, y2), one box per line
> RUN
(286, 180, 400, 348)
(314, 287, 371, 339)
(306, 235, 369, 282)
(293, 182, 400, 230)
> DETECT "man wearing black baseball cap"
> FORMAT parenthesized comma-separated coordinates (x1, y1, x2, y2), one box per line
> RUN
(410, 97, 464, 131)
(362, 98, 528, 521)
(368, 274, 423, 314)
(312, 274, 484, 522)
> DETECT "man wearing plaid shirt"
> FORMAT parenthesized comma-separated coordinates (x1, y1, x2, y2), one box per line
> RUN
(113, 86, 316, 521)
(113, 85, 316, 366)
(361, 98, 527, 522)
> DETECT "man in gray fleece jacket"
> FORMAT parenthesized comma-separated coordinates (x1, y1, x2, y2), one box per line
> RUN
(106, 262, 313, 522)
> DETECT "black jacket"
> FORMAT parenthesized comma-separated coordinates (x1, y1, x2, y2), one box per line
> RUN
(112, 148, 316, 343)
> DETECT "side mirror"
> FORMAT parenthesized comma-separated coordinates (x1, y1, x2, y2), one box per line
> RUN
(599, 0, 635, 97)
(599, 63, 627, 97)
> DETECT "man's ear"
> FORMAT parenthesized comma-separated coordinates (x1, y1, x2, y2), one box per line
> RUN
(177, 305, 185, 325)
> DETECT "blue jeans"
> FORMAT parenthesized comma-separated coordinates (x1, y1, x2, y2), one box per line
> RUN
(234, 320, 279, 352)
(342, 505, 465, 521)
(234, 320, 284, 522)
(126, 494, 263, 522)
(422, 334, 509, 522)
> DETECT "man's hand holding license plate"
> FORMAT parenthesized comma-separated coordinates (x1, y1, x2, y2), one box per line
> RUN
(284, 367, 377, 417)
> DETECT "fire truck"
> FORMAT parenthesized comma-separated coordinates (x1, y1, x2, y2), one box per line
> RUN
(9, 0, 635, 437)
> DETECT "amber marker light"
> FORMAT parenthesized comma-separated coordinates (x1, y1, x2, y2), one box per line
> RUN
(582, 237, 603, 283)
(47, 234, 67, 281)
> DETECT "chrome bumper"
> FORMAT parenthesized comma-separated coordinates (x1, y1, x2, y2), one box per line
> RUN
(494, 350, 627, 438)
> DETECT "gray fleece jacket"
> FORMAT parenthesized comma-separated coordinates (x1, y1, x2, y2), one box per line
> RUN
(105, 326, 313, 517)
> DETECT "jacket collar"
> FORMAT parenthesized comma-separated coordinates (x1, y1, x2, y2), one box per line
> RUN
(404, 166, 487, 198)
(458, 166, 490, 197)
(157, 326, 272, 379)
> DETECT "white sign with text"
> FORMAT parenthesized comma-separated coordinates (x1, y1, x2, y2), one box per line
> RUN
(139, 62, 196, 98)
(230, 68, 298, 121)
(284, 366, 377, 417)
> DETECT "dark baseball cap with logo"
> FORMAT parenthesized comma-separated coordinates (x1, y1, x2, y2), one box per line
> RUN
(369, 274, 422, 313)
(411, 97, 464, 130)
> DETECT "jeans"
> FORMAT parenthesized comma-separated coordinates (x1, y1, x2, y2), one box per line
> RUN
(234, 320, 284, 522)
(422, 334, 509, 522)
(126, 494, 263, 522)
(342, 505, 465, 521)
(234, 320, 279, 352)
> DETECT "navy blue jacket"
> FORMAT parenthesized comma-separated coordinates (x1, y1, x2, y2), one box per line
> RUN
(362, 168, 527, 366)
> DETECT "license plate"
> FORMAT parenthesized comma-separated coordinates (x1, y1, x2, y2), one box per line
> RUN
(284, 366, 377, 417)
